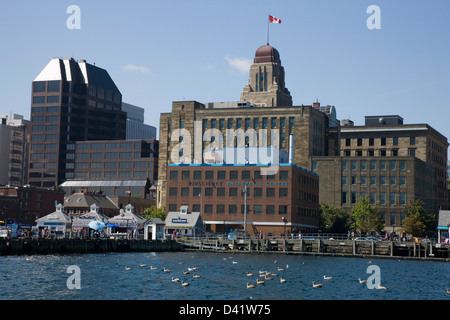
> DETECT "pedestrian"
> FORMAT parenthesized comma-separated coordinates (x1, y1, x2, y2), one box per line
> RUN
(347, 230, 351, 240)
(260, 230, 263, 239)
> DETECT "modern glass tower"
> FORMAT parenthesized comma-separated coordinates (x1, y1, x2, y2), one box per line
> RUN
(28, 58, 126, 188)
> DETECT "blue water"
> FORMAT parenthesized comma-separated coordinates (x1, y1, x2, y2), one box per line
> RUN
(0, 252, 448, 300)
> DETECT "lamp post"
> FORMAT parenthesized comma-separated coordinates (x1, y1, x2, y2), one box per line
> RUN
(282, 217, 286, 238)
(242, 185, 247, 238)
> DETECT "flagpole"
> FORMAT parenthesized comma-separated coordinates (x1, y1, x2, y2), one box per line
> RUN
(267, 14, 270, 45)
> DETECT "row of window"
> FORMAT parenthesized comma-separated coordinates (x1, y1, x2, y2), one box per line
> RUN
(342, 175, 407, 186)
(342, 160, 407, 171)
(32, 115, 59, 122)
(32, 106, 59, 113)
(342, 148, 416, 157)
(75, 152, 153, 160)
(169, 169, 290, 181)
(33, 81, 60, 93)
(168, 203, 290, 215)
(173, 117, 296, 132)
(344, 137, 416, 147)
(74, 171, 150, 179)
(169, 187, 290, 198)
(342, 191, 407, 206)
(76, 142, 154, 151)
(71, 161, 152, 169)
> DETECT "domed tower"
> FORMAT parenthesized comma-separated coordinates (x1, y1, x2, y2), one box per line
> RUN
(240, 44, 292, 107)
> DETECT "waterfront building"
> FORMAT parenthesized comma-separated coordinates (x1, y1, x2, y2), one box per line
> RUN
(35, 203, 72, 238)
(312, 115, 448, 232)
(144, 217, 165, 240)
(164, 205, 205, 238)
(71, 203, 110, 236)
(107, 204, 147, 237)
(0, 113, 28, 186)
(28, 58, 126, 188)
(0, 186, 64, 225)
(437, 210, 450, 243)
(63, 192, 119, 218)
(165, 163, 319, 236)
(157, 52, 335, 209)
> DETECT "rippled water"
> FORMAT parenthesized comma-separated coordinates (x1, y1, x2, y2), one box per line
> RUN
(0, 252, 448, 300)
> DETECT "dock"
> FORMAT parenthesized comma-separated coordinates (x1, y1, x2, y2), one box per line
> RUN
(0, 238, 184, 256)
(178, 237, 450, 262)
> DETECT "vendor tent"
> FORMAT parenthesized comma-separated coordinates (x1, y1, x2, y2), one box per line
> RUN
(108, 204, 146, 238)
(71, 204, 110, 236)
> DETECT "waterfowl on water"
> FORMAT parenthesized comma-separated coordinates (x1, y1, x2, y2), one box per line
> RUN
(150, 266, 158, 270)
(247, 283, 256, 289)
(376, 284, 388, 290)
(246, 272, 254, 277)
(257, 279, 265, 285)
(312, 282, 324, 288)
(125, 266, 131, 270)
(163, 268, 171, 273)
(193, 274, 201, 278)
(280, 278, 287, 283)
(324, 275, 333, 280)
(358, 278, 367, 284)
(172, 277, 180, 282)
(181, 280, 190, 287)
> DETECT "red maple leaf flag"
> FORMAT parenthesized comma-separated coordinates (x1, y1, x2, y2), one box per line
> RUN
(269, 15, 282, 24)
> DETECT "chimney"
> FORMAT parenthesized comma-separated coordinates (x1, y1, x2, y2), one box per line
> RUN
(313, 99, 320, 109)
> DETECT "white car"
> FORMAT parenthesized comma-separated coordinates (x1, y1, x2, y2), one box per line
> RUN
(0, 229, 8, 238)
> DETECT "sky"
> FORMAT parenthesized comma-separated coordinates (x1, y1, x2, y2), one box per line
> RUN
(1, 0, 449, 155)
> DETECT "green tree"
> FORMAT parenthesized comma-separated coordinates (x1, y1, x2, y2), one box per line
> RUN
(402, 200, 436, 237)
(350, 196, 384, 234)
(142, 205, 166, 220)
(319, 203, 350, 233)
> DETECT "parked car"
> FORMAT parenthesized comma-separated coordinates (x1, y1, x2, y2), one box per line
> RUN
(0, 229, 9, 238)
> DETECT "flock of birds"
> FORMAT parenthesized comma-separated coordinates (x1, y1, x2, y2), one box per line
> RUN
(124, 257, 450, 293)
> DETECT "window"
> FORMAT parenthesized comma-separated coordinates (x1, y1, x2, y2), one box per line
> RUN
(193, 188, 201, 197)
(229, 205, 237, 214)
(351, 176, 357, 185)
(271, 117, 277, 128)
(390, 176, 396, 186)
(227, 119, 233, 129)
(254, 188, 262, 197)
(262, 118, 268, 129)
(342, 161, 347, 171)
(206, 171, 214, 179)
(229, 188, 237, 197)
(370, 192, 376, 205)
(194, 171, 202, 180)
(254, 205, 263, 214)
(390, 160, 396, 171)
(119, 152, 132, 158)
(47, 81, 60, 92)
(380, 192, 386, 205)
(120, 142, 132, 149)
(400, 161, 406, 171)
(409, 149, 416, 157)
(380, 160, 386, 171)
(169, 171, 178, 180)
(357, 138, 362, 146)
(217, 205, 225, 214)
(33, 81, 46, 93)
(230, 171, 238, 180)
(342, 192, 347, 205)
(361, 160, 367, 171)
(390, 213, 396, 226)
(204, 205, 212, 214)
(390, 192, 396, 205)
(400, 193, 406, 206)
(104, 162, 117, 169)
(342, 176, 347, 185)
(361, 176, 366, 185)
(279, 205, 287, 214)
(236, 118, 242, 128)
(254, 170, 262, 180)
(370, 176, 377, 186)
(47, 96, 59, 103)
(169, 188, 178, 197)
(400, 176, 406, 186)
(266, 188, 275, 197)
(351, 192, 357, 204)
(280, 171, 288, 180)
(370, 161, 376, 170)
(351, 161, 357, 170)
(393, 137, 398, 146)
(410, 137, 416, 145)
(219, 119, 225, 130)
(242, 171, 250, 179)
(279, 188, 288, 197)
(205, 188, 213, 196)
(381, 137, 386, 146)
(369, 138, 374, 146)
(218, 171, 226, 180)
(266, 205, 275, 214)
(217, 188, 225, 197)
(181, 188, 189, 197)
(345, 139, 351, 147)
(106, 143, 117, 149)
(379, 176, 386, 185)
(289, 117, 294, 128)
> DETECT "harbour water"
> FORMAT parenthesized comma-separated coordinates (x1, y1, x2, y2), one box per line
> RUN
(0, 251, 448, 300)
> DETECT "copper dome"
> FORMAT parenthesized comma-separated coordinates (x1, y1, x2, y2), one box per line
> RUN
(254, 45, 281, 64)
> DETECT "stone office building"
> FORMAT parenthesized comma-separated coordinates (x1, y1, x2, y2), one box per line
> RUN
(312, 115, 448, 232)
(165, 163, 319, 235)
(157, 44, 338, 209)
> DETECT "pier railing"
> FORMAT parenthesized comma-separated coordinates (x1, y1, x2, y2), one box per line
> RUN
(176, 235, 449, 261)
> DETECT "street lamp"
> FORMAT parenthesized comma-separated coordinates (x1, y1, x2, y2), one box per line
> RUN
(242, 185, 247, 237)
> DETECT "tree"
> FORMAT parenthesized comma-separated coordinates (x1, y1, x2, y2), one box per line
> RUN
(142, 205, 166, 221)
(319, 203, 350, 233)
(350, 196, 384, 234)
(402, 200, 436, 237)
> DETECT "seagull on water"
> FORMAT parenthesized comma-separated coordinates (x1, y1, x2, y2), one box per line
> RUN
(324, 275, 333, 280)
(312, 282, 324, 288)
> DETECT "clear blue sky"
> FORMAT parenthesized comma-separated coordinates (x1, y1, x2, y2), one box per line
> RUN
(1, 0, 449, 154)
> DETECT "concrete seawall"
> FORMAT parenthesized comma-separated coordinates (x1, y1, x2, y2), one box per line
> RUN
(0, 238, 184, 256)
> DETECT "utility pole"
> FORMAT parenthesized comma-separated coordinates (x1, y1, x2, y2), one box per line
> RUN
(243, 185, 247, 237)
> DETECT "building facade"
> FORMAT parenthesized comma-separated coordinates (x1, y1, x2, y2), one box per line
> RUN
(0, 114, 28, 186)
(312, 115, 448, 232)
(28, 58, 126, 188)
(165, 163, 319, 235)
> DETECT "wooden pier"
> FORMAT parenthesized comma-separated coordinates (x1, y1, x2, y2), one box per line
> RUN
(179, 237, 450, 261)
(0, 238, 184, 256)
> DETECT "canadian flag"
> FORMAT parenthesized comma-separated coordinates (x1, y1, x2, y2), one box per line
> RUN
(269, 15, 282, 24)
